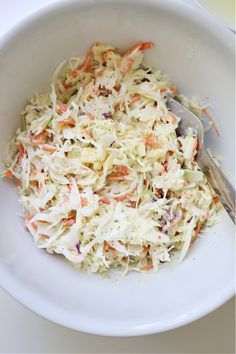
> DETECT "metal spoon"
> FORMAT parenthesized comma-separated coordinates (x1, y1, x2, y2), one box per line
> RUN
(167, 96, 235, 224)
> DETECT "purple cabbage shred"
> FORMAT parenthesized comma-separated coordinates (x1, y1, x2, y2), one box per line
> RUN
(102, 113, 111, 118)
(76, 242, 81, 254)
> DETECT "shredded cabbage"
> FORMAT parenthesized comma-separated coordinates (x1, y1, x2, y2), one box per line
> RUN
(1, 42, 220, 273)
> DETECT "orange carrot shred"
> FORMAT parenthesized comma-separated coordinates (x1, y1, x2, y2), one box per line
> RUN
(142, 262, 153, 271)
(130, 93, 141, 103)
(167, 112, 177, 124)
(121, 57, 133, 74)
(114, 103, 120, 112)
(170, 86, 177, 95)
(31, 222, 37, 230)
(63, 218, 76, 227)
(62, 81, 73, 90)
(125, 42, 154, 56)
(57, 117, 76, 127)
(70, 69, 79, 78)
(114, 84, 121, 92)
(84, 130, 93, 138)
(40, 234, 50, 239)
(115, 194, 129, 202)
(86, 112, 96, 120)
(100, 196, 111, 205)
(163, 162, 168, 172)
(81, 198, 88, 207)
(41, 144, 57, 153)
(202, 107, 221, 137)
(57, 102, 67, 113)
(18, 143, 24, 161)
(115, 165, 129, 174)
(145, 133, 161, 148)
(107, 173, 127, 181)
(34, 131, 47, 144)
(4, 170, 13, 177)
(104, 240, 116, 251)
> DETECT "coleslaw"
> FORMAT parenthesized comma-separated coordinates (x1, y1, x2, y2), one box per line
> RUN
(1, 42, 220, 273)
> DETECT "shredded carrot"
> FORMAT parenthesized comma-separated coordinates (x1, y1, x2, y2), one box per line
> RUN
(138, 42, 154, 51)
(29, 180, 38, 187)
(195, 224, 201, 235)
(160, 86, 176, 95)
(70, 69, 79, 78)
(167, 112, 177, 124)
(62, 81, 73, 90)
(102, 50, 114, 62)
(24, 214, 37, 230)
(24, 214, 32, 222)
(130, 93, 141, 103)
(56, 102, 67, 113)
(125, 42, 154, 56)
(107, 173, 127, 181)
(121, 57, 133, 74)
(104, 240, 116, 251)
(170, 86, 177, 95)
(115, 165, 129, 174)
(18, 143, 24, 162)
(163, 162, 168, 172)
(213, 196, 219, 204)
(115, 194, 129, 202)
(62, 210, 77, 226)
(37, 181, 43, 191)
(4, 170, 13, 177)
(41, 144, 57, 153)
(80, 43, 96, 72)
(108, 165, 129, 182)
(114, 84, 121, 92)
(142, 262, 153, 271)
(86, 112, 96, 120)
(57, 117, 76, 127)
(143, 245, 149, 253)
(156, 188, 163, 195)
(81, 197, 88, 207)
(63, 218, 76, 227)
(100, 196, 111, 205)
(194, 137, 198, 152)
(202, 107, 221, 137)
(40, 234, 50, 239)
(84, 129, 93, 138)
(114, 103, 120, 112)
(145, 133, 161, 148)
(128, 201, 136, 208)
(31, 222, 37, 230)
(34, 130, 47, 145)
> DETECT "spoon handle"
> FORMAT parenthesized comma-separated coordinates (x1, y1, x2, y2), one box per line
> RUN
(197, 147, 235, 224)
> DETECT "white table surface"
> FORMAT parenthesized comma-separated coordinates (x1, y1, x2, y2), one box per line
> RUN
(0, 1, 235, 353)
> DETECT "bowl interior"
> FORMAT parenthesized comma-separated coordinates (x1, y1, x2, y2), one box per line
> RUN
(0, 0, 234, 336)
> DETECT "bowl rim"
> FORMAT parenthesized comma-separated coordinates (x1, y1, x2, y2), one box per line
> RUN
(0, 0, 234, 336)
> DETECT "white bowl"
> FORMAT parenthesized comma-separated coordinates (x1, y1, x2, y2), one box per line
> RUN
(0, 0, 234, 336)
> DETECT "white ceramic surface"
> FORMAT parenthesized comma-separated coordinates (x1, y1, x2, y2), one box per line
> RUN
(0, 0, 234, 336)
